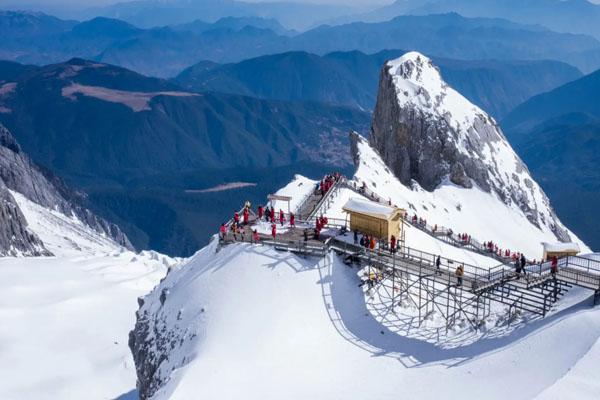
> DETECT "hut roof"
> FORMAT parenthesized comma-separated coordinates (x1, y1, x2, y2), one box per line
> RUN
(542, 242, 580, 253)
(342, 198, 398, 220)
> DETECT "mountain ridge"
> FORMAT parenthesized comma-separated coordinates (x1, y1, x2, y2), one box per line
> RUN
(175, 50, 582, 118)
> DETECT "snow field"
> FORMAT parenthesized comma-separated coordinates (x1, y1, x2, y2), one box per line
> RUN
(0, 192, 178, 399)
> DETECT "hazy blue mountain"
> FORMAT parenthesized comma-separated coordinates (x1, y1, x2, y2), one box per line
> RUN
(172, 16, 293, 36)
(503, 69, 600, 134)
(502, 70, 600, 251)
(96, 25, 290, 77)
(0, 10, 75, 39)
(0, 58, 368, 255)
(175, 50, 582, 118)
(0, 60, 38, 81)
(2, 11, 600, 77)
(83, 0, 358, 31)
(373, 0, 600, 40)
(0, 11, 293, 77)
(437, 57, 582, 118)
(290, 13, 600, 73)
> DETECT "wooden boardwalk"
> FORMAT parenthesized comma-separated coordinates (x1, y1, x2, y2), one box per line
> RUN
(217, 176, 600, 325)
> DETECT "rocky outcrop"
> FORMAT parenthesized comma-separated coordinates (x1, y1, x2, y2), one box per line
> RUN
(129, 294, 178, 400)
(367, 52, 571, 242)
(0, 182, 50, 256)
(0, 123, 133, 254)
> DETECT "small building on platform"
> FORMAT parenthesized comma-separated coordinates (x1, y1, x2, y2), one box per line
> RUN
(342, 197, 406, 242)
(542, 242, 580, 261)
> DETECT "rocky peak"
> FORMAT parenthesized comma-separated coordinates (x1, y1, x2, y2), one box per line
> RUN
(0, 123, 133, 254)
(368, 51, 571, 242)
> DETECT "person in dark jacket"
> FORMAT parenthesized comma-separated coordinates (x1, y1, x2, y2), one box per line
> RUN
(436, 255, 441, 274)
(354, 230, 358, 244)
(258, 205, 264, 220)
(520, 254, 527, 276)
(551, 256, 559, 278)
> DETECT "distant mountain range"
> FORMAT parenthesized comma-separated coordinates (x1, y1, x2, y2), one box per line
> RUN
(79, 0, 358, 31)
(175, 50, 582, 119)
(350, 0, 600, 40)
(1, 11, 600, 77)
(0, 58, 368, 255)
(502, 69, 600, 250)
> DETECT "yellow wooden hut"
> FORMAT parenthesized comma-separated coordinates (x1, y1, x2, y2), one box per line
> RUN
(342, 197, 406, 242)
(541, 242, 580, 261)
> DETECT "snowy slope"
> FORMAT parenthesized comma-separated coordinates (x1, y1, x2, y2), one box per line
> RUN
(132, 239, 600, 400)
(351, 134, 589, 260)
(0, 192, 178, 399)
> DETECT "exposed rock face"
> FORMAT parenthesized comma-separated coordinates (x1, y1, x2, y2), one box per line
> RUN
(0, 181, 49, 256)
(0, 123, 133, 254)
(368, 52, 571, 242)
(129, 293, 179, 400)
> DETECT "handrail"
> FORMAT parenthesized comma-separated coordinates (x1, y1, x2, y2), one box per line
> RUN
(340, 178, 525, 266)
(306, 178, 344, 220)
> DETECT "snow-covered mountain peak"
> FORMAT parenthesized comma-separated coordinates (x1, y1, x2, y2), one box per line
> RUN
(386, 51, 489, 139)
(370, 52, 576, 243)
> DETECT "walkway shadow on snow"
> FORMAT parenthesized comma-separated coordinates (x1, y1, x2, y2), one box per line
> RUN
(318, 253, 597, 368)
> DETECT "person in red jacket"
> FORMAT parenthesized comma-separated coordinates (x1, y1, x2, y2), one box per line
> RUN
(243, 208, 249, 225)
(252, 229, 260, 244)
(258, 205, 264, 220)
(390, 235, 396, 254)
(270, 207, 275, 223)
(219, 223, 227, 240)
(234, 211, 240, 224)
(290, 212, 295, 228)
(271, 223, 277, 239)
